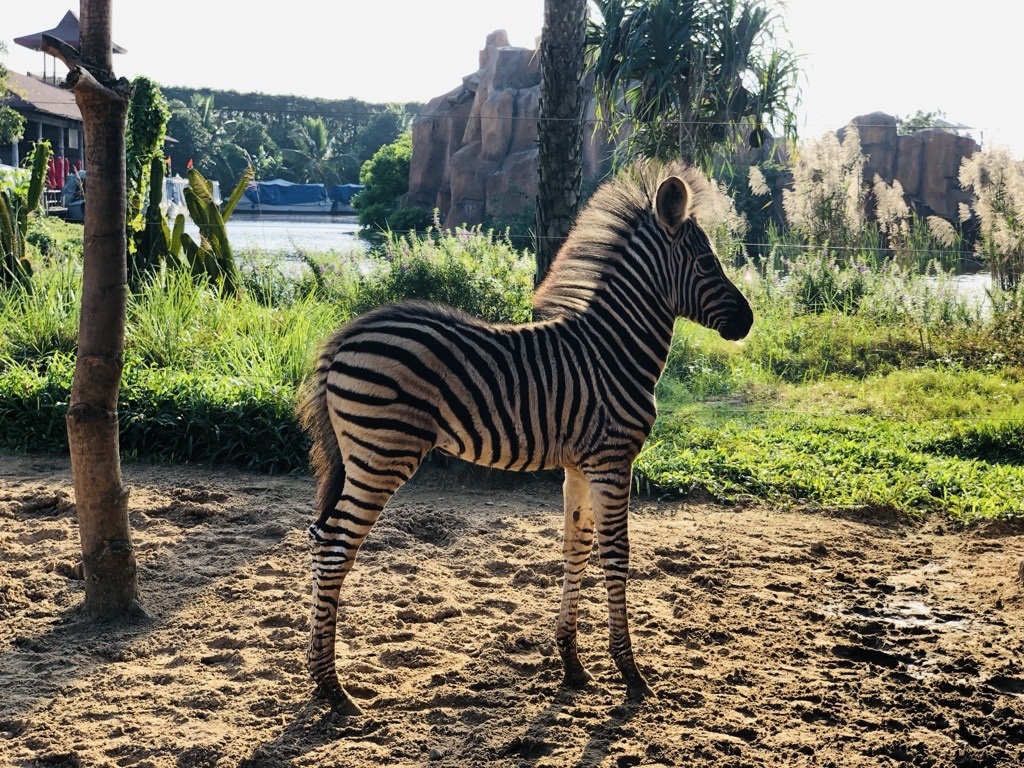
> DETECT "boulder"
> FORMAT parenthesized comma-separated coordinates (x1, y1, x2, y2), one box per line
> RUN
(847, 112, 898, 182)
(405, 31, 611, 230)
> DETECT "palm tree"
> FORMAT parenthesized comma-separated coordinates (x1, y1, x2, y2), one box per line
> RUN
(281, 115, 346, 185)
(588, 0, 801, 170)
(535, 0, 589, 284)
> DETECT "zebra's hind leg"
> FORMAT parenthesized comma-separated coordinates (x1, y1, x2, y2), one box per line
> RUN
(556, 467, 596, 689)
(308, 454, 417, 715)
(586, 465, 656, 702)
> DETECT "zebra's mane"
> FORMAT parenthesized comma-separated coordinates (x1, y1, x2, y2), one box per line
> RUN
(532, 160, 716, 319)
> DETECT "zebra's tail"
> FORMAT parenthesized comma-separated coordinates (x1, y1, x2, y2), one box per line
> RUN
(296, 336, 346, 521)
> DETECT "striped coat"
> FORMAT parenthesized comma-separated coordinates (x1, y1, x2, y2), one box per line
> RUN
(298, 160, 753, 714)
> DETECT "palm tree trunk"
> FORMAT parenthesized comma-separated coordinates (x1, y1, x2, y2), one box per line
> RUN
(47, 0, 143, 619)
(535, 0, 588, 286)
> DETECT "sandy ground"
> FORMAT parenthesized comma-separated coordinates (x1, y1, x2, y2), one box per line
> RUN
(1, 452, 1023, 768)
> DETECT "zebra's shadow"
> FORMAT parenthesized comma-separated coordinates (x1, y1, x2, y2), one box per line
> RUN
(512, 688, 644, 768)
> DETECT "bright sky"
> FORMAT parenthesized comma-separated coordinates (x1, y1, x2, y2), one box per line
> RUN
(4, 1, 1023, 158)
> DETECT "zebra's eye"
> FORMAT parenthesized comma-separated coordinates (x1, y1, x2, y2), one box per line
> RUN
(696, 253, 717, 271)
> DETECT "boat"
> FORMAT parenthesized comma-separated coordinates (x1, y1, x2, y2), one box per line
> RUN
(236, 179, 363, 215)
(57, 172, 221, 222)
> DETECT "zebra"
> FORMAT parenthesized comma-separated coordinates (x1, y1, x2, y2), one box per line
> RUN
(296, 160, 754, 715)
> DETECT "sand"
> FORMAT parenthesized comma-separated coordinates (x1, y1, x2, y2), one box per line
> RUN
(1, 452, 1023, 767)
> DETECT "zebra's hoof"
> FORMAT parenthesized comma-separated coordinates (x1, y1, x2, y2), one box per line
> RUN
(316, 681, 364, 716)
(625, 681, 657, 701)
(562, 667, 595, 690)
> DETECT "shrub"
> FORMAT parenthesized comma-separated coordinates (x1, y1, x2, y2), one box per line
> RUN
(958, 146, 1024, 290)
(355, 223, 533, 324)
(355, 131, 431, 233)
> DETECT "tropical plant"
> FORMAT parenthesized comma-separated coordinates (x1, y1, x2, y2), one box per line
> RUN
(355, 130, 431, 233)
(176, 164, 255, 296)
(281, 115, 348, 185)
(1, 141, 51, 286)
(130, 162, 254, 294)
(958, 146, 1024, 291)
(587, 0, 801, 170)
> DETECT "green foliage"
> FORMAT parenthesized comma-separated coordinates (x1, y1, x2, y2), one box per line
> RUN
(0, 43, 26, 146)
(125, 76, 171, 242)
(280, 116, 353, 186)
(0, 256, 80, 360)
(1, 141, 52, 286)
(177, 165, 255, 296)
(355, 224, 534, 323)
(3, 214, 1024, 522)
(636, 401, 1024, 522)
(355, 131, 431, 233)
(0, 354, 307, 472)
(160, 86, 419, 189)
(588, 0, 801, 169)
(896, 109, 949, 134)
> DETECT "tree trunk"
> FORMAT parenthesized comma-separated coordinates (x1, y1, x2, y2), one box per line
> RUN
(535, 0, 588, 286)
(47, 1, 143, 619)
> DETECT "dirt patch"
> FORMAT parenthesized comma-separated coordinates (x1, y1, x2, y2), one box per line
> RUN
(1, 453, 1022, 767)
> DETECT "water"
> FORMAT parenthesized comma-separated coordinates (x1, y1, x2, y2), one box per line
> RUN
(183, 213, 367, 254)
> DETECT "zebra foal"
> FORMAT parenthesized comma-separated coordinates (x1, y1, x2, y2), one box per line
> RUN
(297, 160, 753, 715)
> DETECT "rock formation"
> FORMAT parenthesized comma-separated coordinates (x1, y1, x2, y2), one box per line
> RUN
(406, 34, 977, 231)
(842, 111, 978, 221)
(405, 31, 612, 230)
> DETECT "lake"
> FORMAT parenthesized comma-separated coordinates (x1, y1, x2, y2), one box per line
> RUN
(184, 213, 367, 254)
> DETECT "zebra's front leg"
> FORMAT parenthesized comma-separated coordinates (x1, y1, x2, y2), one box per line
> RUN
(586, 465, 656, 701)
(308, 493, 387, 716)
(556, 467, 596, 689)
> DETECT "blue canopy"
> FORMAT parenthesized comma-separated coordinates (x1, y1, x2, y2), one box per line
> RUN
(329, 183, 364, 204)
(244, 179, 328, 206)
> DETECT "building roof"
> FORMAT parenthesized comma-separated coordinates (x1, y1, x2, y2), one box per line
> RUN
(4, 71, 82, 123)
(13, 10, 127, 54)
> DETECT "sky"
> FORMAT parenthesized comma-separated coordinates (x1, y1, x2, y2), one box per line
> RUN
(3, 1, 1024, 158)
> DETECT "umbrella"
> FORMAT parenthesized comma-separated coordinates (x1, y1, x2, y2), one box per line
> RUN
(13, 10, 127, 54)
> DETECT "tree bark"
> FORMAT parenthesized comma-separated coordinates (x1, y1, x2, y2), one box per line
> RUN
(535, 0, 588, 286)
(46, 1, 143, 620)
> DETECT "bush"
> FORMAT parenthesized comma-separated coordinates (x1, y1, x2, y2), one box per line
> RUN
(355, 130, 431, 233)
(355, 224, 533, 324)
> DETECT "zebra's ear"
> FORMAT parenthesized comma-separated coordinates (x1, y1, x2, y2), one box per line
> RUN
(655, 176, 691, 232)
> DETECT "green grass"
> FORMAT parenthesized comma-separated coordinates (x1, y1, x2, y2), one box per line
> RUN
(2, 223, 1023, 524)
(637, 367, 1024, 522)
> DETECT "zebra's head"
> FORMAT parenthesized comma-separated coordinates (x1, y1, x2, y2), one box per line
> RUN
(655, 175, 754, 341)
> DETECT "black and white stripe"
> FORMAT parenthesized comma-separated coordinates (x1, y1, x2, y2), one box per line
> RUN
(297, 160, 753, 714)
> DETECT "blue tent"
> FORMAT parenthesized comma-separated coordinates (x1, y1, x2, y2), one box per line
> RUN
(244, 179, 328, 206)
(329, 183, 364, 205)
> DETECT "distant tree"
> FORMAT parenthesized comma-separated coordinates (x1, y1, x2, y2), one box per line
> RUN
(281, 115, 347, 185)
(166, 98, 210, 176)
(896, 109, 949, 134)
(535, 0, 589, 284)
(354, 107, 408, 152)
(355, 130, 431, 233)
(0, 42, 26, 146)
(588, 0, 801, 170)
(228, 116, 282, 180)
